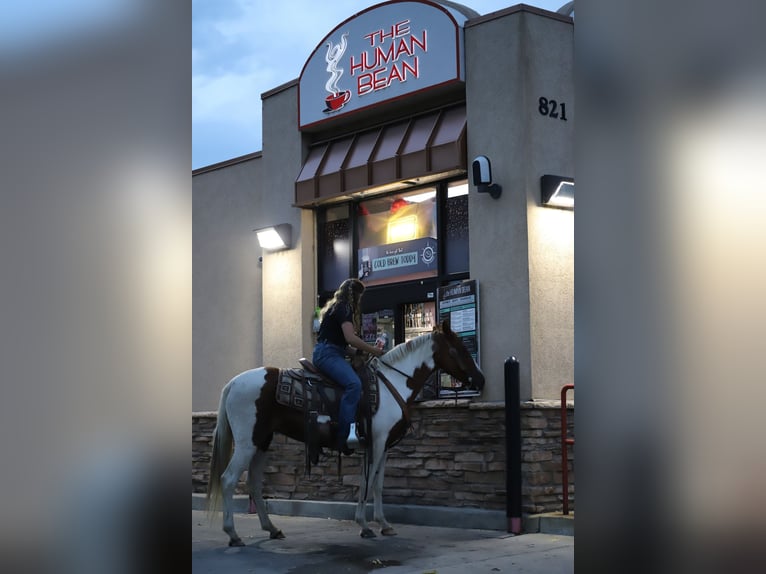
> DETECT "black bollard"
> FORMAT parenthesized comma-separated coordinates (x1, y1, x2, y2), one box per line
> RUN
(505, 357, 522, 534)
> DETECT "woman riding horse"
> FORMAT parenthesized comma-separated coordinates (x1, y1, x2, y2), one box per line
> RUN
(208, 319, 484, 543)
(313, 278, 384, 454)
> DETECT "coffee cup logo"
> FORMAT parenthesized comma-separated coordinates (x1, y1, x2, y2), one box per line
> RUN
(325, 89, 351, 111)
(323, 33, 351, 113)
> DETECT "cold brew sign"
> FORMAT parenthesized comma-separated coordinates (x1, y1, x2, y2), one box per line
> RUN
(299, 1, 467, 129)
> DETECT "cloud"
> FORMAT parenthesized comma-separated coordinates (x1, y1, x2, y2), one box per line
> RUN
(192, 69, 271, 122)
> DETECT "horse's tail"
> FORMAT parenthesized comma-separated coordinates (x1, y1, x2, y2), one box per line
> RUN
(206, 380, 234, 516)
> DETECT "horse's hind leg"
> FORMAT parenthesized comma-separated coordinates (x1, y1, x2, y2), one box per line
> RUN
(221, 443, 255, 546)
(249, 448, 285, 539)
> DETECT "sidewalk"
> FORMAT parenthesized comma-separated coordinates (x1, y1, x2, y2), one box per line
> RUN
(193, 505, 574, 573)
(192, 493, 574, 535)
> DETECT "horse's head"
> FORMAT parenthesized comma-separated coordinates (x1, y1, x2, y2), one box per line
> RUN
(431, 320, 485, 392)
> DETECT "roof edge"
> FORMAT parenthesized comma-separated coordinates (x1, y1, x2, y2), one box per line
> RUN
(466, 3, 574, 28)
(192, 151, 262, 176)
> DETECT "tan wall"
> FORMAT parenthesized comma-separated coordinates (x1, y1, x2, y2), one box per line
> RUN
(466, 10, 573, 401)
(523, 14, 575, 400)
(466, 12, 532, 402)
(192, 158, 265, 411)
(260, 84, 317, 368)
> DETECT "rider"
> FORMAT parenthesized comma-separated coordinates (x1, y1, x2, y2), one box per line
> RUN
(313, 278, 384, 455)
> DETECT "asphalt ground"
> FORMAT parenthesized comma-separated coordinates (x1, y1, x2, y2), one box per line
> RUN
(192, 509, 574, 573)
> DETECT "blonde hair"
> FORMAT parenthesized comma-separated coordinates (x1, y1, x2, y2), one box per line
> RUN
(320, 278, 365, 333)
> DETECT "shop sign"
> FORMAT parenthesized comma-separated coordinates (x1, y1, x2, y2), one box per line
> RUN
(299, 1, 467, 129)
(437, 279, 479, 396)
(358, 237, 437, 284)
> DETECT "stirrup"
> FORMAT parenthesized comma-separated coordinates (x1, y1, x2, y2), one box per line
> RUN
(347, 422, 361, 449)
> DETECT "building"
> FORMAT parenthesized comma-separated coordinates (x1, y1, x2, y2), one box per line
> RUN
(193, 1, 574, 522)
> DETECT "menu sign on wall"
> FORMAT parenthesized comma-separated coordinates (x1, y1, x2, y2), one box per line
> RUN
(299, 1, 467, 129)
(437, 279, 479, 396)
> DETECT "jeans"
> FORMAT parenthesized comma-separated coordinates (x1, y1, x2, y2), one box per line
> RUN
(313, 342, 361, 445)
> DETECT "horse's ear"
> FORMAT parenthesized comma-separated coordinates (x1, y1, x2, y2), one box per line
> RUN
(441, 319, 452, 334)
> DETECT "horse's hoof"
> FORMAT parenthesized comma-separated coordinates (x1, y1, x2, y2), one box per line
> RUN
(360, 528, 376, 538)
(270, 530, 286, 540)
(228, 538, 245, 547)
(381, 527, 397, 536)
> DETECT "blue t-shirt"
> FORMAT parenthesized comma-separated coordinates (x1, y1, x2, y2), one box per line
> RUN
(318, 303, 353, 347)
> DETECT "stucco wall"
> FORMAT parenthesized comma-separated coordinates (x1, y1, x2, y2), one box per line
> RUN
(465, 12, 531, 401)
(193, 158, 265, 411)
(523, 15, 574, 400)
(465, 9, 573, 401)
(260, 84, 316, 369)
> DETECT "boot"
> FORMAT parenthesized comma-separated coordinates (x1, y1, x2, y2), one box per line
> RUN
(337, 423, 356, 455)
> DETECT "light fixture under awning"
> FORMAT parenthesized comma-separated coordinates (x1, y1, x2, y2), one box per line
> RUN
(295, 105, 466, 207)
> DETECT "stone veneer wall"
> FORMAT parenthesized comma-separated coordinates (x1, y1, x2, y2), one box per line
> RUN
(192, 400, 574, 515)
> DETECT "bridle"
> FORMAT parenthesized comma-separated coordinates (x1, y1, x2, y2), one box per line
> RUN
(368, 332, 474, 423)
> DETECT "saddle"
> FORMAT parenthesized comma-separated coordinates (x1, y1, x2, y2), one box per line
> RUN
(276, 359, 379, 419)
(276, 358, 379, 471)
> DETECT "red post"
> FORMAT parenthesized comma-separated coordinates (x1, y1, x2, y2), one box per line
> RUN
(560, 384, 575, 515)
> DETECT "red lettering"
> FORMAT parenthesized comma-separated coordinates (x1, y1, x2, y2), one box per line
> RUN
(410, 29, 427, 52)
(374, 43, 395, 65)
(396, 37, 413, 58)
(402, 58, 419, 79)
(380, 26, 394, 43)
(363, 32, 377, 46)
(358, 73, 373, 95)
(349, 54, 365, 76)
(394, 20, 411, 37)
(372, 67, 387, 91)
(388, 64, 404, 83)
(364, 20, 411, 47)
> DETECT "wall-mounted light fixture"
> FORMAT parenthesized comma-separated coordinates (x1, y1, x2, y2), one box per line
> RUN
(541, 175, 574, 209)
(254, 223, 292, 251)
(471, 156, 502, 199)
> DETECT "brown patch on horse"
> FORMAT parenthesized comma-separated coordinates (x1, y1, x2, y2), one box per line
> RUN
(252, 368, 278, 450)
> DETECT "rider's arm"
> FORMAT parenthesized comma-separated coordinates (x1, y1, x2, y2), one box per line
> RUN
(341, 322, 384, 357)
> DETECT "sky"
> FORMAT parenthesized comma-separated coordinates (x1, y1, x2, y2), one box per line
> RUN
(192, 0, 568, 169)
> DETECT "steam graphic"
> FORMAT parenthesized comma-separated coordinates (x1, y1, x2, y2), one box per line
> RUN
(323, 33, 350, 112)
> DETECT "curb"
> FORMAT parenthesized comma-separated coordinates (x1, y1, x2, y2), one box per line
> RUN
(193, 494, 573, 535)
(523, 512, 575, 536)
(194, 493, 506, 530)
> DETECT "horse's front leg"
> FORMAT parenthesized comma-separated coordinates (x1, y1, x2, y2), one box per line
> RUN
(371, 449, 396, 536)
(356, 438, 389, 538)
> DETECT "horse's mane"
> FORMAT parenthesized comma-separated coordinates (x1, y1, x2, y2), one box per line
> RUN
(381, 331, 433, 364)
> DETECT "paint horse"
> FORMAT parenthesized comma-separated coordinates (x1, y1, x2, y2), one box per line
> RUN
(207, 320, 485, 545)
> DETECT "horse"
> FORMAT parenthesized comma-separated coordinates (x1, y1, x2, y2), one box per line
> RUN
(206, 320, 485, 545)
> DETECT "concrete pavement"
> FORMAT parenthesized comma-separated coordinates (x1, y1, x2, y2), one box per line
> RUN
(192, 509, 574, 573)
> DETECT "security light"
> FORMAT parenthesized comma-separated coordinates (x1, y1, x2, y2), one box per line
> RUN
(541, 175, 574, 209)
(255, 224, 292, 251)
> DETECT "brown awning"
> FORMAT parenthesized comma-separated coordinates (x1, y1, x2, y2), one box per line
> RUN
(295, 105, 466, 207)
